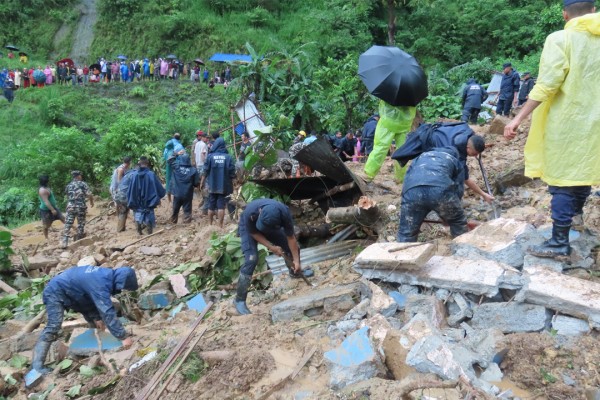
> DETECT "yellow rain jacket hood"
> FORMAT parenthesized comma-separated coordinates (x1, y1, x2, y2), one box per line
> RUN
(524, 12, 600, 186)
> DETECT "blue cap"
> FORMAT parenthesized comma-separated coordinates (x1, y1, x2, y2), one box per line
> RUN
(256, 205, 281, 232)
(564, 0, 594, 5)
(502, 62, 512, 69)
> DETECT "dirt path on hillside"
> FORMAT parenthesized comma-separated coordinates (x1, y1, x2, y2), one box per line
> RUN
(70, 0, 98, 64)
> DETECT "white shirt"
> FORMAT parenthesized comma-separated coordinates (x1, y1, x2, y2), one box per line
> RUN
(194, 140, 208, 167)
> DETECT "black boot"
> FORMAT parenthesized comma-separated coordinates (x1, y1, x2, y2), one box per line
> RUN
(136, 222, 143, 235)
(30, 339, 53, 375)
(528, 223, 571, 258)
(234, 273, 252, 315)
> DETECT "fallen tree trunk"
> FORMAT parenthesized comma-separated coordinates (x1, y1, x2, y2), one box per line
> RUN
(326, 196, 382, 228)
(294, 223, 331, 239)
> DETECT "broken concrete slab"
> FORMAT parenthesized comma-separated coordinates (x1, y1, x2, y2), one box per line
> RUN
(27, 254, 59, 270)
(452, 218, 541, 268)
(323, 326, 387, 390)
(353, 242, 435, 270)
(169, 274, 190, 298)
(388, 291, 406, 310)
(77, 255, 97, 267)
(360, 314, 392, 348)
(138, 290, 174, 310)
(68, 328, 123, 356)
(139, 246, 163, 256)
(366, 281, 397, 318)
(342, 298, 370, 321)
(447, 293, 473, 327)
(494, 165, 532, 194)
(405, 295, 447, 329)
(271, 284, 362, 323)
(520, 265, 600, 328)
(355, 255, 522, 297)
(471, 303, 550, 333)
(480, 362, 503, 383)
(551, 315, 590, 336)
(523, 254, 564, 273)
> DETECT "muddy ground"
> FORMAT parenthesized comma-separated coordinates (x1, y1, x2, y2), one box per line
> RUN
(3, 118, 600, 400)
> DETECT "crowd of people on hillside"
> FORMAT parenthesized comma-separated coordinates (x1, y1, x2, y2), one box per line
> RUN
(0, 57, 234, 103)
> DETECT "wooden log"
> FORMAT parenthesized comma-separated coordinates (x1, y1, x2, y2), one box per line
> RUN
(325, 196, 381, 227)
(0, 279, 17, 294)
(18, 310, 46, 335)
(309, 182, 355, 204)
(110, 229, 165, 252)
(293, 223, 331, 239)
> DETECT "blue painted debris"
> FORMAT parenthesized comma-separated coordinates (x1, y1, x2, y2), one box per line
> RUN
(69, 329, 122, 356)
(389, 291, 407, 310)
(186, 293, 207, 313)
(25, 369, 43, 388)
(138, 290, 173, 310)
(323, 326, 386, 389)
(169, 303, 184, 319)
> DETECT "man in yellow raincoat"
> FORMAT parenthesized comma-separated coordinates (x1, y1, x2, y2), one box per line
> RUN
(364, 101, 416, 182)
(504, 0, 600, 258)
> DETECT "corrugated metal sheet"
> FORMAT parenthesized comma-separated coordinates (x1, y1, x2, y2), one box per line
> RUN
(482, 73, 503, 111)
(234, 98, 266, 140)
(266, 240, 362, 275)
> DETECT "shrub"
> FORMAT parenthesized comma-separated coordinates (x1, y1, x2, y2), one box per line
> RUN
(0, 188, 37, 226)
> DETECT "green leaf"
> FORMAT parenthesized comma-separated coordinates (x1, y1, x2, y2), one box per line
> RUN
(4, 374, 17, 385)
(9, 354, 28, 369)
(79, 365, 96, 378)
(65, 384, 81, 398)
(59, 359, 73, 370)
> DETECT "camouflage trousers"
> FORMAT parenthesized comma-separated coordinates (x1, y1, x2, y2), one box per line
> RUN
(63, 205, 87, 240)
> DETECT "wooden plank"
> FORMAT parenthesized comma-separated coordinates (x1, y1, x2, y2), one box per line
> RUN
(110, 229, 165, 252)
(0, 279, 17, 294)
(134, 302, 213, 400)
(256, 346, 317, 400)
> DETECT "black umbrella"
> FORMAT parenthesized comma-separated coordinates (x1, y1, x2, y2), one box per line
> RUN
(89, 63, 102, 75)
(194, 58, 205, 65)
(5, 44, 19, 51)
(358, 45, 428, 107)
(166, 54, 177, 59)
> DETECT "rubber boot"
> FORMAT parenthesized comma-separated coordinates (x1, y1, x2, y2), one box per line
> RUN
(528, 223, 571, 258)
(233, 273, 252, 315)
(60, 235, 68, 249)
(136, 222, 143, 235)
(30, 340, 53, 375)
(117, 215, 126, 232)
(147, 225, 153, 234)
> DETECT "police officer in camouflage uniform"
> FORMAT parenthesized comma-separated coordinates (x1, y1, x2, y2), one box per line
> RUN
(61, 171, 94, 248)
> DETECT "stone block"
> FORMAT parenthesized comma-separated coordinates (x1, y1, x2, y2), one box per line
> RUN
(328, 319, 362, 341)
(405, 295, 447, 329)
(487, 115, 511, 135)
(551, 315, 590, 336)
(355, 255, 522, 298)
(28, 254, 59, 270)
(382, 330, 416, 380)
(447, 293, 473, 327)
(523, 255, 564, 273)
(462, 328, 507, 367)
(494, 165, 532, 194)
(139, 246, 163, 256)
(388, 291, 406, 310)
(169, 274, 190, 298)
(480, 363, 503, 383)
(360, 314, 392, 348)
(471, 303, 550, 333)
(271, 284, 361, 323)
(366, 282, 397, 318)
(138, 290, 174, 310)
(68, 328, 123, 356)
(77, 255, 97, 267)
(521, 266, 600, 328)
(353, 242, 435, 270)
(324, 327, 387, 390)
(452, 218, 540, 268)
(93, 253, 107, 265)
(406, 335, 478, 381)
(342, 298, 370, 321)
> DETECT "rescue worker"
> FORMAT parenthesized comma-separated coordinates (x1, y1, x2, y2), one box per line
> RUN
(461, 78, 488, 124)
(127, 156, 166, 235)
(168, 152, 199, 224)
(504, 0, 600, 258)
(397, 147, 467, 242)
(361, 113, 379, 157)
(110, 156, 132, 232)
(234, 199, 313, 315)
(29, 266, 137, 376)
(496, 62, 520, 116)
(337, 131, 357, 162)
(113, 168, 136, 232)
(61, 171, 94, 248)
(364, 101, 416, 182)
(200, 133, 235, 228)
(518, 72, 535, 106)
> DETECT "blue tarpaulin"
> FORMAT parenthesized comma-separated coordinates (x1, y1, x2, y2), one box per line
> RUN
(234, 122, 246, 136)
(209, 53, 252, 63)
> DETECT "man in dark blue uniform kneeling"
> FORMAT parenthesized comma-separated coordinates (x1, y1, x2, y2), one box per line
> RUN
(235, 199, 312, 315)
(29, 266, 138, 376)
(397, 147, 468, 242)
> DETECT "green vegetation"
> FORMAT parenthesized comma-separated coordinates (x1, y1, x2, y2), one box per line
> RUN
(0, 231, 14, 272)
